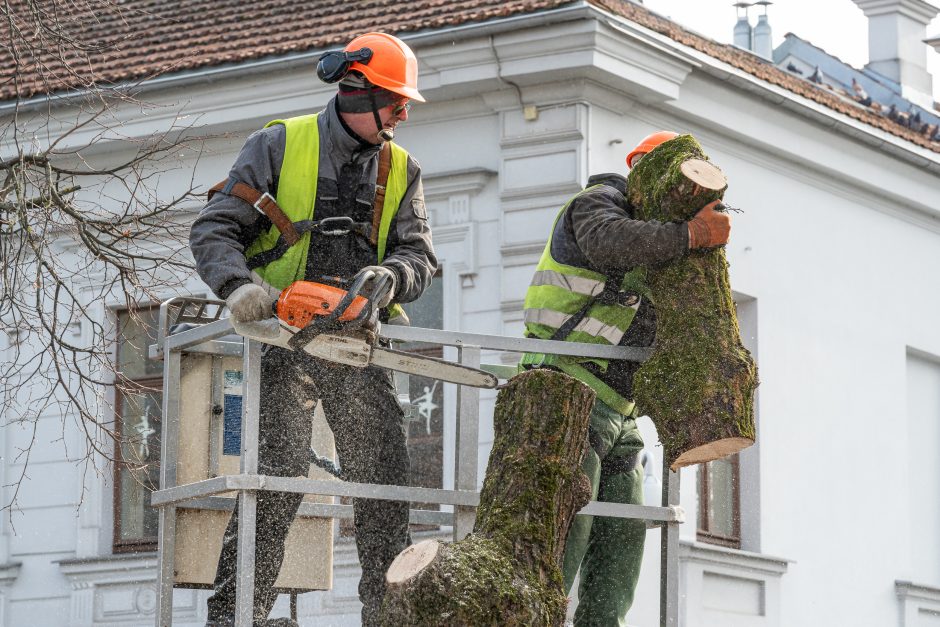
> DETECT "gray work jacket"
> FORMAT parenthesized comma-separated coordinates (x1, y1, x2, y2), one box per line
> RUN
(189, 98, 437, 303)
(549, 172, 689, 402)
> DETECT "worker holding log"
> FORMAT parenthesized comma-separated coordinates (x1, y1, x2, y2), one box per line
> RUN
(520, 131, 730, 625)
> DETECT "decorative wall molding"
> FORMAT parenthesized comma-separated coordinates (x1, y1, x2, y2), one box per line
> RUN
(422, 168, 496, 201)
(0, 563, 21, 587)
(896, 580, 940, 626)
(499, 128, 584, 149)
(58, 554, 202, 626)
(433, 222, 477, 278)
(421, 168, 492, 279)
(680, 541, 789, 627)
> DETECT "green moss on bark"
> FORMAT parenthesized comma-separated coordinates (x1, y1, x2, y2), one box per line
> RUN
(627, 135, 758, 469)
(380, 370, 594, 626)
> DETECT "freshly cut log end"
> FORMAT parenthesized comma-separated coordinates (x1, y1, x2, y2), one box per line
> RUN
(670, 437, 754, 471)
(386, 539, 440, 586)
(679, 158, 727, 190)
(627, 134, 758, 469)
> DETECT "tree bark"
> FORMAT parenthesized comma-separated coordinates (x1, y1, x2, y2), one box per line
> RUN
(381, 369, 595, 626)
(626, 135, 759, 470)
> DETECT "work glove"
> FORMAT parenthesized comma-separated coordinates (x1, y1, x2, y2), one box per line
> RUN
(226, 283, 274, 323)
(355, 265, 398, 309)
(687, 200, 731, 249)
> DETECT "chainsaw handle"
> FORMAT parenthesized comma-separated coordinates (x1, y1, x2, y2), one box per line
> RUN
(337, 269, 376, 325)
(339, 267, 392, 323)
(285, 269, 389, 351)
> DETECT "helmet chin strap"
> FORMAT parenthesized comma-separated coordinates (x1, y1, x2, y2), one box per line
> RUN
(368, 87, 394, 142)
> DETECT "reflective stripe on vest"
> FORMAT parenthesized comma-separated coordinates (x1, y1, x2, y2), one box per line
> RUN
(523, 308, 630, 345)
(243, 114, 410, 292)
(530, 269, 605, 296)
(520, 185, 649, 414)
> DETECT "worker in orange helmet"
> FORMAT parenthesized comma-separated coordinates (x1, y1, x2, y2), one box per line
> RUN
(520, 130, 730, 626)
(626, 130, 678, 168)
(192, 32, 436, 627)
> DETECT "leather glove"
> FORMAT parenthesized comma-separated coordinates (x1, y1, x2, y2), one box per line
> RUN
(687, 200, 731, 249)
(226, 283, 274, 323)
(356, 265, 398, 309)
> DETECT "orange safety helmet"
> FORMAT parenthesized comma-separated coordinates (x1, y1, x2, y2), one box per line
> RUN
(346, 32, 425, 102)
(626, 130, 678, 168)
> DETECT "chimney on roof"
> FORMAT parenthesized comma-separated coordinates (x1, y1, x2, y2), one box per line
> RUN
(732, 2, 774, 59)
(733, 3, 753, 50)
(752, 1, 774, 59)
(851, 0, 939, 109)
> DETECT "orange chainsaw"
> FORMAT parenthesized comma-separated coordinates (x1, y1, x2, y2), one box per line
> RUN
(231, 269, 498, 389)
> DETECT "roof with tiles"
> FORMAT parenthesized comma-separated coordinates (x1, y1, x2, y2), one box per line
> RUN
(3, 0, 938, 154)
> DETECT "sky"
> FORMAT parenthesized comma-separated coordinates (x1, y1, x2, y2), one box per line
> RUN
(641, 0, 940, 101)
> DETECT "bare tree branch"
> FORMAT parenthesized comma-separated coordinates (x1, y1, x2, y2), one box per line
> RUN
(1, 0, 210, 512)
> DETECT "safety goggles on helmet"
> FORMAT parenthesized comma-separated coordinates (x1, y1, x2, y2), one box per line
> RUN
(317, 47, 374, 83)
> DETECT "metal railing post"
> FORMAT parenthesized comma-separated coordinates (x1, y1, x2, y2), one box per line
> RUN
(453, 344, 481, 540)
(660, 460, 681, 627)
(155, 334, 182, 627)
(234, 338, 263, 627)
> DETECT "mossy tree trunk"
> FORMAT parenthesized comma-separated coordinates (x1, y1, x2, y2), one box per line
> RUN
(626, 134, 758, 470)
(380, 370, 595, 626)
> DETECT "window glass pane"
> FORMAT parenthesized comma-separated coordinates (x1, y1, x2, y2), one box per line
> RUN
(706, 457, 736, 537)
(400, 276, 443, 330)
(116, 308, 162, 380)
(118, 387, 161, 542)
(406, 377, 444, 488)
(399, 275, 444, 528)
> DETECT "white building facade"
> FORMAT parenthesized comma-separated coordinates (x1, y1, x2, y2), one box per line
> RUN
(1, 2, 940, 626)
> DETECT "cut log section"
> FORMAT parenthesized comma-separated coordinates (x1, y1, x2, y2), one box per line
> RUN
(679, 158, 727, 190)
(626, 134, 758, 470)
(381, 369, 595, 626)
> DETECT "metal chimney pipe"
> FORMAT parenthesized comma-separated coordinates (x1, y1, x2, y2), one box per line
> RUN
(733, 2, 753, 50)
(752, 1, 774, 59)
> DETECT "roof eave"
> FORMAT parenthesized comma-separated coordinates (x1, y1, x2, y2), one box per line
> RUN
(585, 3, 940, 172)
(0, 2, 594, 115)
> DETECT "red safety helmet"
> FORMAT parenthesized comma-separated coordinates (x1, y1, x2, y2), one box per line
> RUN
(345, 32, 425, 102)
(626, 130, 678, 168)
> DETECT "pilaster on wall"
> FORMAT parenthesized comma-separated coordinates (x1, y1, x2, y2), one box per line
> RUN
(495, 100, 588, 340)
(422, 168, 496, 329)
(421, 166, 490, 293)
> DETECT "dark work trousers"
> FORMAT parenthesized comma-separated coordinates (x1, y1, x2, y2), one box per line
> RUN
(206, 346, 411, 626)
(562, 399, 645, 627)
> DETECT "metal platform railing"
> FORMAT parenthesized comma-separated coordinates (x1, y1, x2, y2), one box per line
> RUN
(150, 297, 684, 627)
